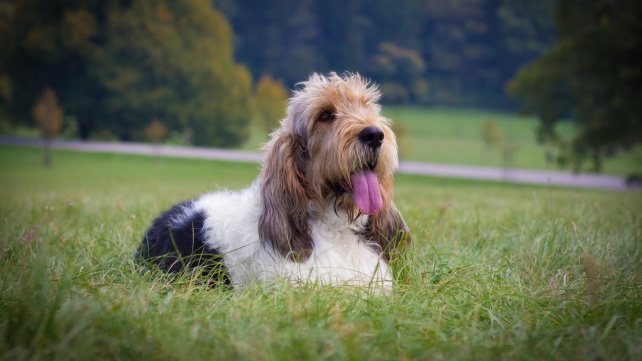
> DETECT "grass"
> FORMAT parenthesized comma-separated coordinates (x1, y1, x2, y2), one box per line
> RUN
(5, 106, 640, 175)
(382, 106, 640, 175)
(1, 145, 641, 360)
(240, 106, 641, 175)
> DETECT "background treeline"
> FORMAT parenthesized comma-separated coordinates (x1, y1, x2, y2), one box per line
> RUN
(1, 0, 641, 172)
(0, 0, 254, 146)
(0, 0, 557, 147)
(223, 0, 557, 107)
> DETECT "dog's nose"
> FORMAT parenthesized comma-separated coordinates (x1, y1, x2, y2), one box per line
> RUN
(359, 126, 384, 149)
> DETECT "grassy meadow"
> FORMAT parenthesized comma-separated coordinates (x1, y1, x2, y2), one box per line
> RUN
(1, 145, 641, 360)
(5, 105, 641, 175)
(386, 106, 641, 175)
(241, 106, 641, 175)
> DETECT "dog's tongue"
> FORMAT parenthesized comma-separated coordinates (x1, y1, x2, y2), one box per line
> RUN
(350, 169, 383, 215)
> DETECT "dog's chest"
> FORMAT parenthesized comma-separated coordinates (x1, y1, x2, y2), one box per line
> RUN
(280, 214, 391, 288)
(197, 187, 391, 289)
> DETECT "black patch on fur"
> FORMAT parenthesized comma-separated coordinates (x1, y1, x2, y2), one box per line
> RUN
(136, 201, 230, 286)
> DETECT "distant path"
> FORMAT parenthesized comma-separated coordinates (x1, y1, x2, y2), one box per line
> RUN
(0, 136, 630, 191)
(0, 136, 264, 163)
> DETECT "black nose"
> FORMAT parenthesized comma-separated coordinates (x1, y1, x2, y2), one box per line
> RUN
(359, 126, 384, 149)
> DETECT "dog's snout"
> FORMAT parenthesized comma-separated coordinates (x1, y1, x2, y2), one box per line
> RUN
(359, 126, 384, 149)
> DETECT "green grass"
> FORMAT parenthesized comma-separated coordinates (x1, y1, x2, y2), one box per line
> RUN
(240, 106, 641, 175)
(382, 106, 641, 175)
(5, 106, 640, 175)
(1, 146, 641, 360)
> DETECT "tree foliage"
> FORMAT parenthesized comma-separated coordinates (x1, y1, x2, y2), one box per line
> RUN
(254, 75, 288, 133)
(0, 0, 112, 137)
(507, 0, 642, 171)
(368, 42, 427, 104)
(226, 0, 557, 107)
(32, 86, 63, 140)
(0, 0, 582, 149)
(32, 86, 63, 167)
(144, 118, 168, 144)
(91, 0, 252, 146)
(0, 0, 252, 147)
(480, 119, 502, 149)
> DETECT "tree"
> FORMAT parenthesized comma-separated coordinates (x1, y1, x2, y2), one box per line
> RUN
(507, 0, 642, 172)
(225, 0, 558, 109)
(144, 118, 168, 144)
(230, 0, 322, 87)
(498, 0, 557, 67)
(0, 2, 14, 129)
(90, 0, 252, 147)
(0, 0, 113, 138)
(314, 0, 370, 73)
(32, 86, 63, 167)
(1, 0, 252, 147)
(0, 73, 10, 132)
(254, 75, 288, 133)
(144, 117, 168, 160)
(421, 0, 494, 105)
(368, 42, 427, 104)
(480, 118, 501, 149)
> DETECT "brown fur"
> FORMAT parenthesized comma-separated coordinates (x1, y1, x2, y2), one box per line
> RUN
(258, 72, 410, 262)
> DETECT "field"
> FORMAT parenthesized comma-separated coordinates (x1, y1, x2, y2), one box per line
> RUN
(5, 106, 640, 175)
(1, 146, 641, 360)
(241, 106, 640, 175)
(386, 106, 641, 175)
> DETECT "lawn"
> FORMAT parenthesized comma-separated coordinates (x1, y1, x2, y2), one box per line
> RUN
(5, 105, 640, 175)
(1, 146, 641, 360)
(241, 106, 641, 175)
(383, 106, 640, 175)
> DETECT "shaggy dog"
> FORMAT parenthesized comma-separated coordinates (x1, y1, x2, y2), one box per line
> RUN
(136, 72, 410, 292)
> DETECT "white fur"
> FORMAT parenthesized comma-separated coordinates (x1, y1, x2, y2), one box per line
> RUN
(191, 183, 393, 292)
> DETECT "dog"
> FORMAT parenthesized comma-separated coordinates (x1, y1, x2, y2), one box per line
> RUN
(136, 72, 410, 292)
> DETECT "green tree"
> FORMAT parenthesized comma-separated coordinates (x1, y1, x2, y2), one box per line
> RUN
(91, 0, 252, 147)
(254, 75, 288, 133)
(1, 0, 252, 147)
(421, 0, 494, 105)
(507, 0, 642, 172)
(144, 118, 168, 144)
(231, 0, 322, 87)
(498, 0, 557, 66)
(369, 42, 426, 104)
(0, 2, 14, 129)
(32, 86, 63, 167)
(144, 117, 168, 160)
(225, 0, 557, 109)
(480, 118, 502, 149)
(315, 0, 370, 73)
(0, 0, 112, 138)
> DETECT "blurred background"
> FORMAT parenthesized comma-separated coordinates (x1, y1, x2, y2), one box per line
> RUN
(0, 0, 640, 175)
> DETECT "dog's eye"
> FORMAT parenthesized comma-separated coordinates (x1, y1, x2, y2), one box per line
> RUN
(318, 111, 335, 122)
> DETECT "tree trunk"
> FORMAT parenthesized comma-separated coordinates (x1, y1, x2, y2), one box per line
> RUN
(44, 137, 52, 168)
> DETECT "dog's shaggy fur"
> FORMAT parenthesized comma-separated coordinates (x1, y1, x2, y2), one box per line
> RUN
(137, 72, 410, 292)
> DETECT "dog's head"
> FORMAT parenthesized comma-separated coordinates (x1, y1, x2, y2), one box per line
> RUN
(259, 72, 408, 261)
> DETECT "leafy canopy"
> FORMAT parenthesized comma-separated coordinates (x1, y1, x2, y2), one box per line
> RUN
(507, 0, 642, 172)
(32, 86, 63, 139)
(1, 0, 252, 147)
(254, 75, 288, 133)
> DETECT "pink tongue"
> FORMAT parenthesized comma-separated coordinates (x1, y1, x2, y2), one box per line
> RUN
(350, 170, 383, 215)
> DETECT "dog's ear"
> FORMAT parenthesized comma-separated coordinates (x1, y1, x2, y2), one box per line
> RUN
(258, 130, 314, 261)
(365, 177, 411, 261)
